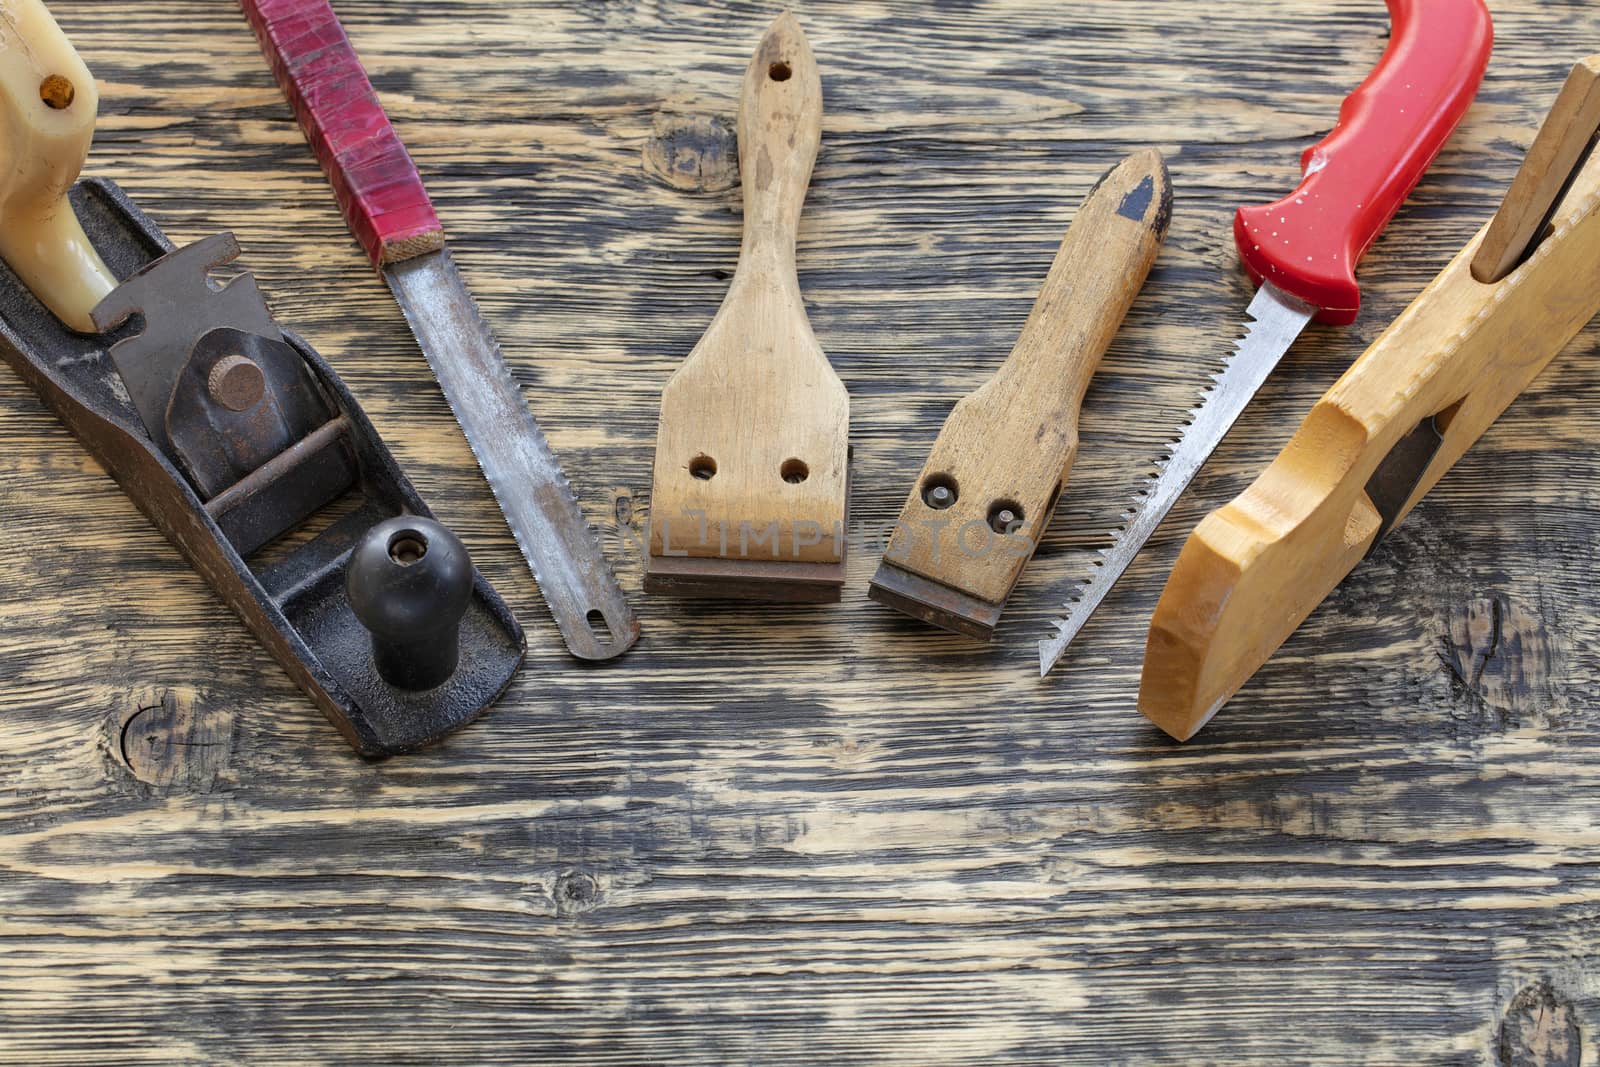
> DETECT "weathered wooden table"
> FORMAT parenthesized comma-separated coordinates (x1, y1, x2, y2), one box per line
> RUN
(3, 1, 1596, 1063)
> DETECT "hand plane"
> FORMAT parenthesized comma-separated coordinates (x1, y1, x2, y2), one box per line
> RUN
(1139, 56, 1600, 741)
(645, 13, 850, 603)
(870, 152, 1172, 638)
(0, 0, 524, 757)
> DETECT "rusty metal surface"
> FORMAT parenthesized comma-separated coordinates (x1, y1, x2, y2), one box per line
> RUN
(170, 327, 339, 505)
(203, 414, 354, 556)
(0, 179, 526, 757)
(867, 562, 1003, 642)
(91, 233, 280, 457)
(643, 551, 847, 602)
(384, 250, 641, 661)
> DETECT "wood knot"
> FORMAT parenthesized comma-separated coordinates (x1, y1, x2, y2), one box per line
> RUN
(1440, 595, 1560, 722)
(1499, 980, 1581, 1067)
(643, 113, 738, 193)
(553, 869, 601, 916)
(113, 690, 232, 792)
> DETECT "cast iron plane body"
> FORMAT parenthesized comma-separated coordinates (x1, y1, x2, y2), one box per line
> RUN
(0, 179, 525, 757)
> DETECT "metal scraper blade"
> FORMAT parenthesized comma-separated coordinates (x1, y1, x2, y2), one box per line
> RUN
(867, 561, 1003, 641)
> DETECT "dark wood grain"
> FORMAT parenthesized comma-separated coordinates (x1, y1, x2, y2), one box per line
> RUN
(2, 1, 1598, 1063)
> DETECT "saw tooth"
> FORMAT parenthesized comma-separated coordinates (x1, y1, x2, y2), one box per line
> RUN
(1039, 282, 1318, 676)
(385, 251, 639, 661)
(429, 346, 609, 576)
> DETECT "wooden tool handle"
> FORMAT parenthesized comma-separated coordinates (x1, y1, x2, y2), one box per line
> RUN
(648, 14, 848, 582)
(240, 0, 445, 268)
(1140, 70, 1600, 740)
(1473, 56, 1600, 283)
(0, 0, 115, 332)
(880, 151, 1172, 611)
(734, 11, 822, 254)
(1005, 151, 1172, 413)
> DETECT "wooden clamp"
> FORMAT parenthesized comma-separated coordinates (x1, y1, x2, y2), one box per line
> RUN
(1139, 57, 1600, 741)
(645, 12, 851, 603)
(869, 152, 1172, 638)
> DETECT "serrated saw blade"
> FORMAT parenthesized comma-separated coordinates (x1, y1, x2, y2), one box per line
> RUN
(1038, 281, 1315, 676)
(386, 249, 639, 661)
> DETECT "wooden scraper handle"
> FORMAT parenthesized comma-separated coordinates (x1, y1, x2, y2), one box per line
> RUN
(732, 10, 821, 273)
(880, 151, 1173, 614)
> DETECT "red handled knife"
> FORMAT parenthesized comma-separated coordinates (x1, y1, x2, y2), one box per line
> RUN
(240, 0, 639, 661)
(1040, 0, 1493, 675)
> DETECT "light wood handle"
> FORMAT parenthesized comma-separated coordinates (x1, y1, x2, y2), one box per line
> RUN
(1005, 151, 1172, 416)
(1473, 56, 1600, 283)
(881, 151, 1172, 609)
(0, 0, 115, 332)
(734, 11, 821, 260)
(648, 13, 848, 572)
(1139, 111, 1600, 741)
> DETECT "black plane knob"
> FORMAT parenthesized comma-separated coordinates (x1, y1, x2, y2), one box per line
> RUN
(347, 516, 473, 690)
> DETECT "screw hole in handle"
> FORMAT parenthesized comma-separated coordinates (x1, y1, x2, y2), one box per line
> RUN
(768, 61, 791, 82)
(387, 530, 429, 566)
(39, 74, 75, 110)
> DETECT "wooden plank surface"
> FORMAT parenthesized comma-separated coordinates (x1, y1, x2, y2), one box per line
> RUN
(2, 0, 1598, 1062)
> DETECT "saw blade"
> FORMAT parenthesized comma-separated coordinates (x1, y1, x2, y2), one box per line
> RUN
(385, 249, 639, 661)
(1038, 281, 1315, 676)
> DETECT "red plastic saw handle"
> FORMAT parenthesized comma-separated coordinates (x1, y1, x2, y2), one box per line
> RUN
(241, 0, 444, 269)
(1234, 0, 1492, 325)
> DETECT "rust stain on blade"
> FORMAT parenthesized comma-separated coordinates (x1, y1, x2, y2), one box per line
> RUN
(384, 249, 639, 660)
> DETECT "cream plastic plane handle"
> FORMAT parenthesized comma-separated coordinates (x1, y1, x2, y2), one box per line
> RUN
(0, 0, 115, 332)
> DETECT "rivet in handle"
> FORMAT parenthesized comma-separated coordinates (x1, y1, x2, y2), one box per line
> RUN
(39, 74, 75, 110)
